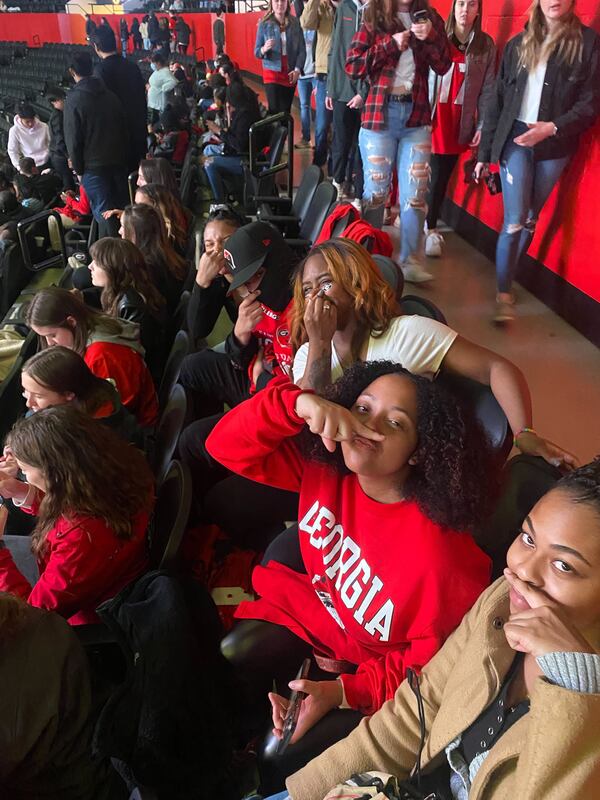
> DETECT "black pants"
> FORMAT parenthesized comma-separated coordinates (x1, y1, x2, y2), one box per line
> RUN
(50, 154, 76, 192)
(331, 100, 363, 196)
(265, 82, 295, 116)
(427, 152, 460, 230)
(221, 618, 362, 794)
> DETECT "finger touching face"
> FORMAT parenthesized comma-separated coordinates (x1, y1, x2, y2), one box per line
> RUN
(506, 488, 600, 631)
(341, 373, 418, 479)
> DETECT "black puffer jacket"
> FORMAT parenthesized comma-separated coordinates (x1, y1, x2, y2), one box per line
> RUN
(64, 76, 129, 175)
(479, 25, 600, 163)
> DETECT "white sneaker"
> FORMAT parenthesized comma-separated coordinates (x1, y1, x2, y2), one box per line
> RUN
(401, 256, 434, 284)
(425, 230, 444, 258)
(332, 180, 343, 197)
(350, 197, 362, 212)
(393, 214, 401, 228)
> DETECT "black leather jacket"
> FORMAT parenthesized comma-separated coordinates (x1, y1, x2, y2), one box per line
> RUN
(479, 25, 600, 163)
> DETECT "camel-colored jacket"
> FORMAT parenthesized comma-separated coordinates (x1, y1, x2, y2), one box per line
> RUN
(287, 578, 600, 800)
(300, 0, 334, 75)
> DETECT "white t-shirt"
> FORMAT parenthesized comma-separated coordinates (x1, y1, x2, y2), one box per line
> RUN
(391, 12, 415, 95)
(281, 30, 287, 57)
(518, 60, 548, 124)
(292, 315, 458, 383)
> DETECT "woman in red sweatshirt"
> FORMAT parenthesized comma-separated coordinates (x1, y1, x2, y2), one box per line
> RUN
(25, 286, 158, 427)
(207, 360, 494, 781)
(0, 405, 153, 625)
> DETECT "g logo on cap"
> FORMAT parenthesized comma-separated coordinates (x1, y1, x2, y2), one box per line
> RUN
(223, 248, 235, 270)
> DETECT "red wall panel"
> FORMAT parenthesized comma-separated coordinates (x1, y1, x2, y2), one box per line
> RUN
(0, 4, 598, 305)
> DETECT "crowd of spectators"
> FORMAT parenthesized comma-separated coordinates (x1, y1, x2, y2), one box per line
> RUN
(0, 0, 599, 797)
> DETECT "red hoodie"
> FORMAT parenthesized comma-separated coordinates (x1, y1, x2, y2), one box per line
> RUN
(206, 379, 491, 714)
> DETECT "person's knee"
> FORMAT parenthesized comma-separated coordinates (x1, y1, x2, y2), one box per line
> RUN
(403, 142, 432, 213)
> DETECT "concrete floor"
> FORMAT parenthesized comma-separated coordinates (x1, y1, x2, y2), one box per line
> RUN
(250, 78, 600, 465)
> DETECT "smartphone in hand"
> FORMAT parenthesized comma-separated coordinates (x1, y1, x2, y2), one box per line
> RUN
(277, 658, 311, 754)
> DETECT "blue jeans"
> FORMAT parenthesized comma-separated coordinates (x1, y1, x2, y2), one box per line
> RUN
(496, 121, 570, 294)
(81, 167, 128, 233)
(203, 143, 244, 202)
(359, 100, 432, 261)
(297, 76, 315, 142)
(314, 76, 331, 168)
(143, 37, 151, 49)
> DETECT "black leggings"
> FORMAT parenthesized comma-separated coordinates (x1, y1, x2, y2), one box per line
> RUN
(265, 82, 296, 115)
(427, 152, 460, 230)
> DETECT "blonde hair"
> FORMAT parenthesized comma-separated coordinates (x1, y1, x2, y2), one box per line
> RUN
(518, 0, 583, 70)
(290, 239, 399, 355)
(262, 0, 290, 25)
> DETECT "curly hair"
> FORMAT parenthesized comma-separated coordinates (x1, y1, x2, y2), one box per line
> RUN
(7, 405, 153, 555)
(554, 456, 600, 517)
(290, 238, 399, 354)
(297, 360, 497, 532)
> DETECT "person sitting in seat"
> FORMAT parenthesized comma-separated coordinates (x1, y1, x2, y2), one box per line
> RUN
(186, 205, 245, 345)
(7, 103, 50, 172)
(119, 203, 188, 313)
(25, 287, 158, 427)
(202, 81, 261, 203)
(278, 457, 600, 800)
(137, 156, 180, 198)
(88, 237, 167, 382)
(291, 238, 577, 470)
(0, 405, 153, 625)
(134, 182, 192, 258)
(14, 346, 145, 447)
(14, 157, 62, 208)
(207, 361, 494, 785)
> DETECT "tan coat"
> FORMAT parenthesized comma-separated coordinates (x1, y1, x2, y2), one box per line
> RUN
(287, 578, 600, 800)
(300, 0, 334, 75)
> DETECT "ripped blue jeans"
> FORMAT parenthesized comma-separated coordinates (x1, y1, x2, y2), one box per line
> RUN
(496, 121, 570, 294)
(359, 99, 432, 262)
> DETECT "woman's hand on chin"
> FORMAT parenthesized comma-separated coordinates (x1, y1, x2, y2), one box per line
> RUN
(503, 569, 593, 658)
(268, 679, 344, 745)
(295, 394, 384, 453)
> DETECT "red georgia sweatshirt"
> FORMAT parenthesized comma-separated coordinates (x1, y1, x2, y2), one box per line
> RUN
(206, 379, 491, 715)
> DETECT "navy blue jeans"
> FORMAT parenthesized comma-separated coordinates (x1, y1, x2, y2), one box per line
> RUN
(496, 121, 570, 294)
(81, 167, 128, 236)
(203, 144, 244, 202)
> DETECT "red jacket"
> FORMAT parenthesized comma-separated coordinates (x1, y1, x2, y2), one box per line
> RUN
(53, 184, 91, 221)
(206, 379, 491, 715)
(85, 341, 158, 427)
(0, 499, 150, 625)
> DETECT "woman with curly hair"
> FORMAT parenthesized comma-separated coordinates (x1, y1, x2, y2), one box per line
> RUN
(0, 405, 153, 624)
(291, 238, 576, 470)
(207, 361, 493, 782)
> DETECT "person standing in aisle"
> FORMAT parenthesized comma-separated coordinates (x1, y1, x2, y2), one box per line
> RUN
(255, 0, 306, 115)
(93, 26, 148, 174)
(213, 7, 225, 56)
(46, 88, 76, 192)
(326, 0, 368, 202)
(425, 0, 496, 258)
(296, 28, 316, 149)
(63, 52, 129, 237)
(346, 0, 451, 284)
(300, 0, 334, 168)
(475, 0, 600, 323)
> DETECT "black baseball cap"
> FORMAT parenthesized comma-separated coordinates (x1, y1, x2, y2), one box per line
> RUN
(223, 221, 288, 291)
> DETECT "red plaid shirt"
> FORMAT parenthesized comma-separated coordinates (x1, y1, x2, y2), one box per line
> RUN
(345, 9, 451, 131)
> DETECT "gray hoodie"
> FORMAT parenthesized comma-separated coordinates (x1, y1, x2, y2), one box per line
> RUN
(326, 0, 367, 103)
